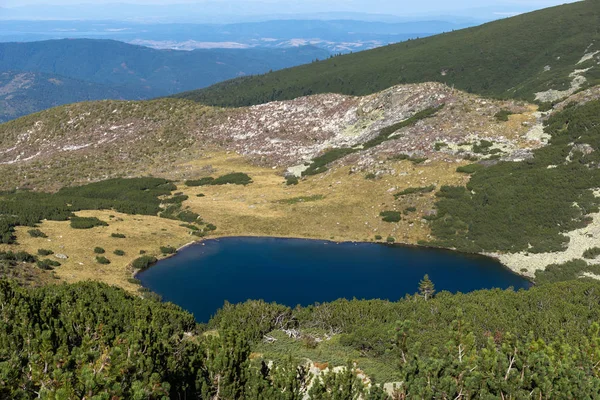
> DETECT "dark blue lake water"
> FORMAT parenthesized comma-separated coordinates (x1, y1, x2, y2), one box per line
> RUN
(137, 237, 531, 322)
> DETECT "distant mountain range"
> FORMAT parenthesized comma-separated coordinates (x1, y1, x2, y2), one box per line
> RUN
(0, 19, 474, 53)
(178, 1, 600, 106)
(0, 39, 330, 122)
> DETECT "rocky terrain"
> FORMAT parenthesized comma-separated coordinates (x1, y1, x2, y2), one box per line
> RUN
(0, 82, 539, 190)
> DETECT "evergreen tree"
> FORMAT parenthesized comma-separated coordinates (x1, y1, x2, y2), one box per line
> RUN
(418, 274, 435, 300)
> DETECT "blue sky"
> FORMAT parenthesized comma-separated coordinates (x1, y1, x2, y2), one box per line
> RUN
(1, 0, 580, 11)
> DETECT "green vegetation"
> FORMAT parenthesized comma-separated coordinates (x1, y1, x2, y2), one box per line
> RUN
(364, 173, 377, 180)
(114, 249, 125, 256)
(111, 232, 126, 238)
(164, 194, 189, 204)
(0, 39, 330, 122)
(584, 247, 600, 259)
(36, 259, 60, 270)
(37, 249, 53, 256)
(3, 266, 600, 397)
(96, 256, 110, 264)
(456, 163, 484, 174)
(285, 175, 299, 185)
(27, 229, 47, 238)
(177, 1, 600, 106)
(374, 235, 383, 240)
(494, 109, 514, 121)
(418, 274, 435, 300)
(471, 139, 494, 154)
(185, 177, 216, 186)
(379, 211, 401, 223)
(394, 185, 435, 198)
(177, 210, 201, 223)
(70, 216, 108, 229)
(386, 236, 395, 243)
(0, 178, 178, 243)
(93, 247, 105, 254)
(160, 246, 177, 255)
(302, 107, 442, 176)
(276, 194, 325, 205)
(429, 100, 600, 253)
(186, 172, 253, 186)
(535, 259, 600, 284)
(131, 255, 158, 270)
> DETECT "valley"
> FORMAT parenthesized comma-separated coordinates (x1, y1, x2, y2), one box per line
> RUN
(4, 2, 600, 398)
(0, 81, 550, 291)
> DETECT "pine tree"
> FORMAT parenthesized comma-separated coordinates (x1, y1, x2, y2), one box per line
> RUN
(418, 274, 435, 300)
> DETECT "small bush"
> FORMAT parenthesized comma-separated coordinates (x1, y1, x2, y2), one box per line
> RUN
(434, 142, 448, 151)
(37, 249, 54, 256)
(160, 246, 177, 255)
(212, 172, 253, 186)
(583, 247, 600, 259)
(365, 173, 377, 180)
(205, 223, 217, 231)
(163, 195, 189, 204)
(37, 259, 61, 270)
(28, 229, 47, 238)
(404, 206, 417, 215)
(139, 250, 147, 254)
(111, 233, 126, 238)
(395, 185, 435, 198)
(70, 216, 108, 229)
(127, 277, 142, 285)
(375, 235, 383, 240)
(285, 175, 299, 185)
(386, 236, 396, 243)
(185, 177, 215, 186)
(494, 109, 514, 122)
(114, 249, 125, 256)
(96, 256, 111, 265)
(94, 247, 105, 254)
(132, 255, 158, 269)
(178, 210, 200, 223)
(380, 211, 402, 222)
(180, 224, 199, 231)
(196, 193, 206, 197)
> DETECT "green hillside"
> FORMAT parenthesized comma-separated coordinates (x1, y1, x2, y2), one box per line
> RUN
(177, 0, 600, 107)
(0, 39, 330, 122)
(0, 71, 147, 123)
(3, 277, 600, 398)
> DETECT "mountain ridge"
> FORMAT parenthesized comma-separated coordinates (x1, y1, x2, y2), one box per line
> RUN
(0, 38, 330, 122)
(176, 0, 600, 106)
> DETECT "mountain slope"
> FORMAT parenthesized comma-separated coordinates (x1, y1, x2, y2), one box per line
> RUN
(0, 39, 330, 122)
(0, 71, 147, 123)
(176, 0, 600, 107)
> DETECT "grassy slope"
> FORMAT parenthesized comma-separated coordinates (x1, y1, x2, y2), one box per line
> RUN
(177, 0, 600, 106)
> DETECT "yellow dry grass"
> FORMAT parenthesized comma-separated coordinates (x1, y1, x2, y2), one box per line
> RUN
(1, 210, 194, 292)
(176, 152, 468, 244)
(1, 151, 470, 292)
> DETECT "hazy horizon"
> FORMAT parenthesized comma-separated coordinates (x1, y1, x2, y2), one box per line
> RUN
(0, 0, 581, 22)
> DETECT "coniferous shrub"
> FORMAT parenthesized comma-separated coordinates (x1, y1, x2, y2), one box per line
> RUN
(37, 249, 54, 256)
(96, 256, 110, 264)
(111, 233, 126, 238)
(285, 175, 299, 185)
(28, 229, 47, 238)
(160, 246, 177, 255)
(380, 211, 401, 222)
(131, 255, 158, 269)
(94, 247, 105, 254)
(70, 217, 108, 229)
(114, 249, 125, 256)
